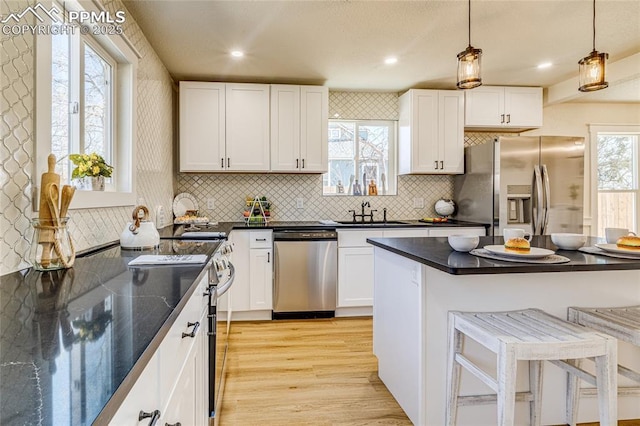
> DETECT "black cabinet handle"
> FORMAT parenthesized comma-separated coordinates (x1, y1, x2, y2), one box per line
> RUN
(501, 114, 505, 123)
(267, 252, 270, 263)
(296, 159, 299, 168)
(506, 114, 511, 123)
(139, 410, 160, 425)
(165, 423, 182, 426)
(221, 158, 224, 168)
(227, 157, 230, 168)
(440, 160, 444, 169)
(302, 158, 305, 168)
(255, 238, 267, 242)
(434, 161, 438, 170)
(181, 321, 200, 338)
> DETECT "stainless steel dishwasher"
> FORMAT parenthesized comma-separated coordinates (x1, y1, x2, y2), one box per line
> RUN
(273, 229, 337, 319)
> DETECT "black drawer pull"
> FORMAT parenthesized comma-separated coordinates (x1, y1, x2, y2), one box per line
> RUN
(139, 410, 160, 425)
(302, 158, 305, 168)
(181, 321, 200, 338)
(165, 423, 182, 426)
(255, 238, 267, 241)
(296, 158, 299, 168)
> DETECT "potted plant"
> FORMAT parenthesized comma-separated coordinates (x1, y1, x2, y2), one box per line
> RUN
(69, 153, 113, 191)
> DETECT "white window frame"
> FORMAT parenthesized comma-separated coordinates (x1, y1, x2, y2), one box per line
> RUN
(35, 0, 139, 210)
(589, 124, 640, 236)
(324, 119, 398, 196)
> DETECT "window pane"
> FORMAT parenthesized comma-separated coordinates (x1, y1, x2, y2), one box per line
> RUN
(84, 43, 111, 162)
(597, 135, 636, 190)
(51, 30, 70, 180)
(328, 122, 355, 158)
(358, 124, 389, 191)
(597, 192, 636, 236)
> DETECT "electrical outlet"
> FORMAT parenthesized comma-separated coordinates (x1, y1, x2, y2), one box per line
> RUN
(296, 198, 304, 209)
(207, 198, 215, 210)
(413, 197, 424, 209)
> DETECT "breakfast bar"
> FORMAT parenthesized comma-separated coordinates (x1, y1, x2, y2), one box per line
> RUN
(367, 235, 640, 426)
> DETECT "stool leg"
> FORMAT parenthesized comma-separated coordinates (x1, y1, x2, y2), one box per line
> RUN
(528, 360, 543, 426)
(565, 359, 581, 426)
(446, 314, 463, 426)
(594, 338, 618, 426)
(497, 343, 517, 426)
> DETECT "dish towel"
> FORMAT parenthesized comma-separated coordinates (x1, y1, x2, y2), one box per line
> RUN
(470, 249, 570, 264)
(128, 254, 208, 266)
(579, 246, 640, 260)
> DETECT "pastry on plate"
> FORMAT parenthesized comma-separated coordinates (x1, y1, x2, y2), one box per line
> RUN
(616, 235, 640, 250)
(505, 237, 531, 253)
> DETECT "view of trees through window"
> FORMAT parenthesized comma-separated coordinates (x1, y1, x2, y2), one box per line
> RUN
(323, 120, 396, 195)
(51, 24, 113, 184)
(597, 134, 639, 236)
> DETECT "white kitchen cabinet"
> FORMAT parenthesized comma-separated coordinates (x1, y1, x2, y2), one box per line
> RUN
(225, 83, 271, 171)
(179, 82, 225, 172)
(179, 82, 270, 172)
(464, 86, 542, 129)
(228, 230, 273, 320)
(398, 89, 464, 175)
(161, 330, 199, 426)
(109, 353, 161, 425)
(270, 85, 328, 173)
(427, 227, 485, 237)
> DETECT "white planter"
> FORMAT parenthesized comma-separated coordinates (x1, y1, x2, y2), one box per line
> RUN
(73, 176, 105, 191)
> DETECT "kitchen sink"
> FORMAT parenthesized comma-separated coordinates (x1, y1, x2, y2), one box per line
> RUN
(336, 220, 409, 225)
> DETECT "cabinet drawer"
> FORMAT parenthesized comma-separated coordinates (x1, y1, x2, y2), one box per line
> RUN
(158, 288, 205, 408)
(428, 227, 486, 237)
(249, 230, 272, 248)
(338, 230, 384, 247)
(382, 229, 430, 239)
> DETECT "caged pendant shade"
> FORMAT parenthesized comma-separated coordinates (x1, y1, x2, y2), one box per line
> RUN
(457, 0, 482, 89)
(578, 0, 608, 92)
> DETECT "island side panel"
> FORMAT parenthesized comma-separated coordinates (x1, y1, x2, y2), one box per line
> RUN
(422, 266, 640, 426)
(373, 247, 425, 425)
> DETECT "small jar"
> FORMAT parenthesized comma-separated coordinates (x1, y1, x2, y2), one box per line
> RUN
(30, 217, 75, 271)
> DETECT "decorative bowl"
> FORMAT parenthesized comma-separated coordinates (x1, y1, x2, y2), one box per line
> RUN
(550, 233, 587, 250)
(447, 234, 479, 252)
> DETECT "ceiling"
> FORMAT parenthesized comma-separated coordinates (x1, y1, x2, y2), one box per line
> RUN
(121, 0, 640, 102)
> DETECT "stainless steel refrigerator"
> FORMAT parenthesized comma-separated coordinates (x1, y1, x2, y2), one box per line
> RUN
(454, 136, 585, 236)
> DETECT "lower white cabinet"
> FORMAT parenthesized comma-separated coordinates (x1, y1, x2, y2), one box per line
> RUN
(229, 230, 273, 319)
(110, 273, 209, 425)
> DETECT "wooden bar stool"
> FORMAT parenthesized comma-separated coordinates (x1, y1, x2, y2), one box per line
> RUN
(567, 305, 640, 425)
(446, 308, 617, 426)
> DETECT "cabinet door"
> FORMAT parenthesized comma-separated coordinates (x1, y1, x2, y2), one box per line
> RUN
(179, 82, 225, 172)
(249, 248, 273, 310)
(504, 87, 543, 128)
(410, 90, 439, 173)
(270, 85, 301, 172)
(464, 86, 505, 127)
(109, 354, 161, 425)
(229, 231, 251, 312)
(338, 247, 374, 307)
(162, 347, 198, 426)
(225, 84, 270, 171)
(299, 86, 328, 173)
(438, 91, 464, 174)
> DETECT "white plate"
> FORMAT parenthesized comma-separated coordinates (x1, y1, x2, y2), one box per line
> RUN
(483, 245, 555, 259)
(172, 193, 198, 217)
(595, 243, 640, 257)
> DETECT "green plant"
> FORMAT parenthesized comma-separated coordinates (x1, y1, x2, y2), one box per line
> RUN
(69, 153, 113, 178)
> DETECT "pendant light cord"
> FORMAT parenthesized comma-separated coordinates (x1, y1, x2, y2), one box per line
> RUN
(468, 0, 472, 47)
(592, 0, 596, 51)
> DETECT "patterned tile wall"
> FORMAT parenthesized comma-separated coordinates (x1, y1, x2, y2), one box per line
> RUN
(0, 0, 175, 275)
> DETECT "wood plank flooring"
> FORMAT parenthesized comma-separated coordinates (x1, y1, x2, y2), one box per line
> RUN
(219, 317, 640, 426)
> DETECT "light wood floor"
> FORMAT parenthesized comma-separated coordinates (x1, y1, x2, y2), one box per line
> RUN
(220, 317, 411, 425)
(219, 317, 640, 426)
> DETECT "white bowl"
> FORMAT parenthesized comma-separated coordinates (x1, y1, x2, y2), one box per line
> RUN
(551, 233, 587, 250)
(447, 234, 480, 252)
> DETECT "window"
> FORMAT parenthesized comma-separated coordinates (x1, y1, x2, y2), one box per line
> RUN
(323, 120, 397, 196)
(592, 125, 640, 237)
(36, 0, 139, 209)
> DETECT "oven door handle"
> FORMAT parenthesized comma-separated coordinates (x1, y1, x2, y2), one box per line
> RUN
(215, 263, 235, 299)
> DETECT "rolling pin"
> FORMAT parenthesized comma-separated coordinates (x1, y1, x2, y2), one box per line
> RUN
(39, 154, 60, 268)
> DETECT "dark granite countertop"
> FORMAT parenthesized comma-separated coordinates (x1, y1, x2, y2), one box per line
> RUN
(367, 235, 640, 275)
(0, 240, 220, 426)
(161, 219, 489, 239)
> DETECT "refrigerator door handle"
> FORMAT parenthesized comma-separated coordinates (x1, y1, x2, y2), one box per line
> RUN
(531, 165, 544, 235)
(541, 164, 551, 234)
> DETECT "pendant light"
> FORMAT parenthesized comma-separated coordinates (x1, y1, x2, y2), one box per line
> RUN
(456, 0, 482, 89)
(578, 0, 608, 92)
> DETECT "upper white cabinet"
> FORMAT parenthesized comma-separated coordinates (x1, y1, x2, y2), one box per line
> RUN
(225, 83, 271, 171)
(179, 82, 225, 172)
(464, 86, 543, 130)
(398, 89, 464, 175)
(270, 85, 328, 173)
(179, 82, 270, 172)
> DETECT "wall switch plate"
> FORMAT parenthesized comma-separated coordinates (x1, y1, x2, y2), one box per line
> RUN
(413, 197, 424, 209)
(207, 198, 215, 210)
(296, 198, 304, 209)
(155, 205, 165, 229)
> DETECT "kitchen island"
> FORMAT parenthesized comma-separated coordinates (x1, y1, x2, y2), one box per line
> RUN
(367, 236, 640, 426)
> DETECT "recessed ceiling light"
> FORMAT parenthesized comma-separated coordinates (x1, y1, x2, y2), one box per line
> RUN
(384, 57, 398, 65)
(537, 62, 553, 69)
(231, 50, 244, 58)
